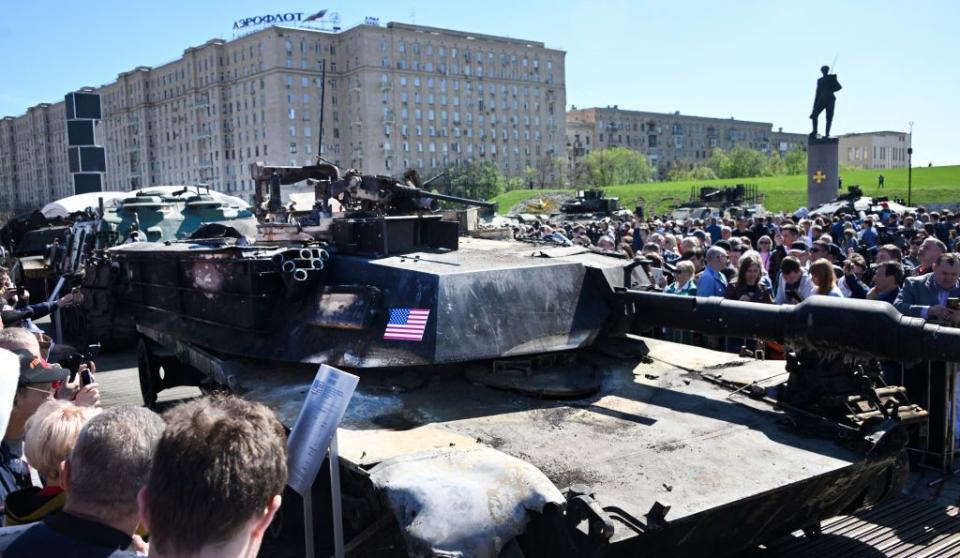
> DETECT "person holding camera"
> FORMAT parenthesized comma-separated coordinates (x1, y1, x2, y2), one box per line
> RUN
(774, 257, 814, 305)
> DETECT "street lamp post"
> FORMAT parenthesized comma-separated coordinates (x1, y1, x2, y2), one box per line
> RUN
(907, 121, 914, 206)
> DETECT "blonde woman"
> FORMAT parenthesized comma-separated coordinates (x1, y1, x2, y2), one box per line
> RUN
(4, 401, 100, 525)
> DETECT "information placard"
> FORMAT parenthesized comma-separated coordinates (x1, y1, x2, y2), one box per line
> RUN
(286, 364, 358, 496)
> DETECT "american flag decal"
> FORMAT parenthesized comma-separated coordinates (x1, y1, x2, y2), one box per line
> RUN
(384, 308, 430, 341)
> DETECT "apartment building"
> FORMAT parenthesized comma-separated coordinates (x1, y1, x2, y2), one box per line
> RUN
(838, 131, 911, 169)
(566, 106, 806, 178)
(0, 22, 566, 213)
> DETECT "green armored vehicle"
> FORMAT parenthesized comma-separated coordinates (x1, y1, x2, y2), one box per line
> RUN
(58, 186, 255, 347)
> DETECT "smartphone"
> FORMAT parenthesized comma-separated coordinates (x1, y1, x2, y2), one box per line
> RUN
(948, 297, 959, 310)
(80, 369, 94, 386)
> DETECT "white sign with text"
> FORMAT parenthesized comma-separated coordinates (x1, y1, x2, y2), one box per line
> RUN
(286, 364, 358, 496)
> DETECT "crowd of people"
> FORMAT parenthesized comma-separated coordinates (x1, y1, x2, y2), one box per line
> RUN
(0, 266, 291, 557)
(514, 202, 960, 354)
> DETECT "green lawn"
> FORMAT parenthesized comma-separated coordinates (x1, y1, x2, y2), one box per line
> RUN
(494, 165, 960, 215)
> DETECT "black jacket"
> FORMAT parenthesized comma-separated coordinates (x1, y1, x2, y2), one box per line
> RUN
(0, 511, 139, 558)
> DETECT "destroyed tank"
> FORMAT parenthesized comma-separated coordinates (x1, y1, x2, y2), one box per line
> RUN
(59, 186, 256, 348)
(100, 161, 960, 557)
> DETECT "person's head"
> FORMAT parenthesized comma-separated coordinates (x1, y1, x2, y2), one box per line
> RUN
(736, 253, 764, 287)
(597, 235, 616, 251)
(808, 241, 831, 262)
(24, 400, 100, 485)
(728, 240, 743, 267)
(932, 254, 960, 291)
(809, 258, 837, 295)
(681, 249, 704, 271)
(720, 226, 732, 240)
(876, 244, 903, 264)
(706, 246, 729, 272)
(0, 328, 40, 358)
(674, 260, 695, 286)
(680, 236, 700, 252)
(140, 396, 287, 558)
(845, 253, 867, 278)
(863, 219, 873, 229)
(781, 224, 800, 245)
(642, 242, 661, 256)
(821, 65, 829, 75)
(920, 238, 947, 267)
(757, 235, 773, 252)
(874, 261, 905, 292)
(62, 406, 165, 532)
(780, 256, 803, 285)
(6, 350, 68, 441)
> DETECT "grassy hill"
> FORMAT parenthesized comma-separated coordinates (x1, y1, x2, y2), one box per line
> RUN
(494, 165, 960, 216)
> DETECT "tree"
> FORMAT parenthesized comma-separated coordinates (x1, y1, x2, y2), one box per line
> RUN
(445, 160, 505, 201)
(667, 165, 719, 182)
(580, 147, 654, 187)
(784, 148, 807, 175)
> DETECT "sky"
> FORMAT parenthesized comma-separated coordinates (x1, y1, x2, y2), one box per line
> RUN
(2, 1, 957, 165)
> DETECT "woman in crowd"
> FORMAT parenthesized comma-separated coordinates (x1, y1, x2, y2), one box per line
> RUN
(757, 235, 774, 273)
(724, 252, 773, 354)
(809, 258, 845, 297)
(4, 400, 101, 525)
(665, 260, 697, 296)
(725, 252, 773, 304)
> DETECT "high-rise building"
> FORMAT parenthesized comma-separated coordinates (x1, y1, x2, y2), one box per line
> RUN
(0, 22, 566, 213)
(838, 131, 911, 169)
(566, 106, 806, 179)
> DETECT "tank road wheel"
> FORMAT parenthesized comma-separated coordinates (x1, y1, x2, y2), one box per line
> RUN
(136, 339, 163, 409)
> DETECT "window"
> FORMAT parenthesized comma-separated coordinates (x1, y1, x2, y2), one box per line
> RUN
(289, 108, 296, 119)
(304, 126, 312, 137)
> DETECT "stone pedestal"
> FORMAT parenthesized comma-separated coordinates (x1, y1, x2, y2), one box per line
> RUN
(807, 136, 839, 209)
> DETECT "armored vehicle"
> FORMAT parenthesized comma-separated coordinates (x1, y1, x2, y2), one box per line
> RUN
(57, 186, 255, 347)
(559, 189, 620, 215)
(101, 162, 960, 557)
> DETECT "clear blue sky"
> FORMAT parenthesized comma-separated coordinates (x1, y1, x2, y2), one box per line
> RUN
(2, 1, 957, 165)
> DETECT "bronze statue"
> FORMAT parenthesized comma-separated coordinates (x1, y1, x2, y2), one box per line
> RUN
(810, 65, 842, 137)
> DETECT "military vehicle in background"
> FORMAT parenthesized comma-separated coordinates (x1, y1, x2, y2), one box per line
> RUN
(91, 160, 960, 556)
(670, 183, 766, 221)
(559, 189, 621, 215)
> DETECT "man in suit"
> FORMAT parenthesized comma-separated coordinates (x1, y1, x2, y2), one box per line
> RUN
(895, 253, 960, 320)
(810, 65, 842, 137)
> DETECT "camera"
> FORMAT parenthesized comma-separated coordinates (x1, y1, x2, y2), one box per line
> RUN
(59, 343, 101, 383)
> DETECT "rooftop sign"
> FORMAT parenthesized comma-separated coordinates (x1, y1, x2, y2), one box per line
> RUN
(233, 12, 304, 30)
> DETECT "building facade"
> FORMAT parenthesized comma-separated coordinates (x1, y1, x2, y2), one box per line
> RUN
(0, 22, 566, 213)
(566, 107, 806, 178)
(838, 131, 910, 169)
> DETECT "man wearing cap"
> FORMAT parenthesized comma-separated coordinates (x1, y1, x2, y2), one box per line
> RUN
(0, 350, 69, 512)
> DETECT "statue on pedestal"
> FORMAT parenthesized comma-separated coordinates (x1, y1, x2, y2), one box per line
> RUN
(810, 65, 842, 138)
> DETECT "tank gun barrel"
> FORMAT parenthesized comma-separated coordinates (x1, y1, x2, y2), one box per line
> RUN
(393, 185, 495, 208)
(617, 289, 960, 362)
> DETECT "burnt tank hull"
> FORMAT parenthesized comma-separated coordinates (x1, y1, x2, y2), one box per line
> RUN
(110, 235, 643, 367)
